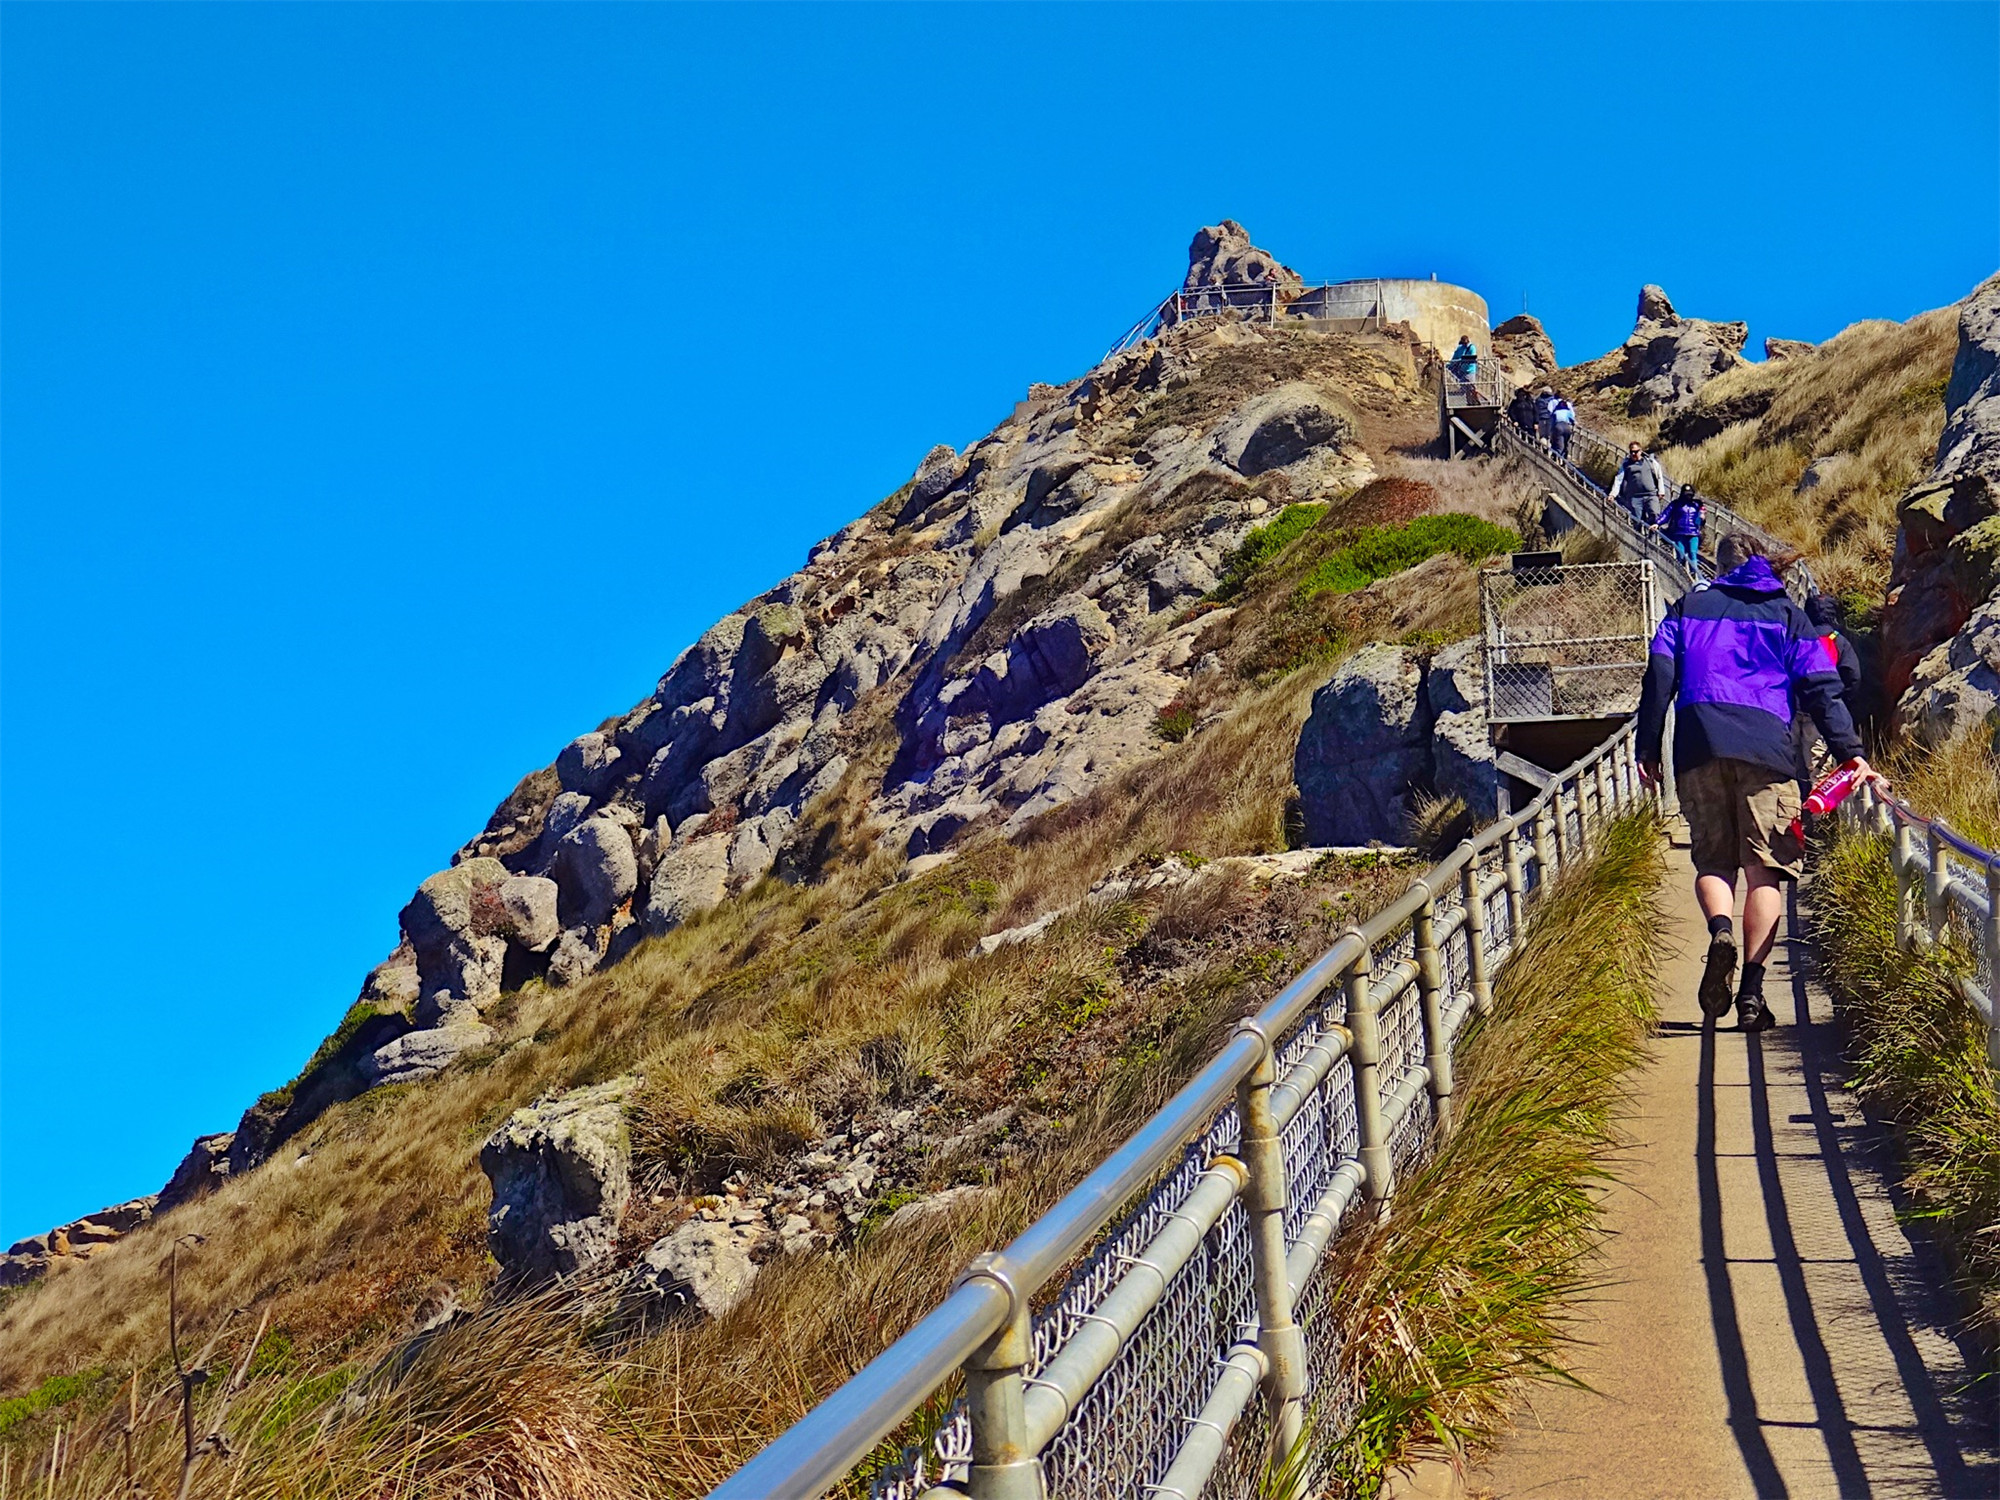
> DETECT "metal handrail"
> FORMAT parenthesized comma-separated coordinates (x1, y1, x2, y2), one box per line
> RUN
(1844, 780, 2000, 1064)
(1103, 277, 1406, 359)
(709, 723, 1650, 1500)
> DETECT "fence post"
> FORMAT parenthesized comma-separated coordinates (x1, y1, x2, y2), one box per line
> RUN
(1573, 775, 1592, 856)
(1413, 887, 1454, 1133)
(957, 1256, 1045, 1500)
(1894, 816, 1919, 950)
(1594, 756, 1612, 827)
(1985, 856, 2000, 1075)
(1549, 787, 1570, 868)
(1343, 937, 1393, 1214)
(1927, 824, 1951, 941)
(1233, 1020, 1307, 1458)
(1533, 803, 1555, 895)
(1503, 823, 1527, 938)
(1460, 846, 1493, 1015)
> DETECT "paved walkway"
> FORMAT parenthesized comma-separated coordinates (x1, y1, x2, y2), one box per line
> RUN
(1477, 849, 1997, 1500)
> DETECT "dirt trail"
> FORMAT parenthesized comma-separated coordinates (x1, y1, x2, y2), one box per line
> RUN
(1477, 847, 1997, 1500)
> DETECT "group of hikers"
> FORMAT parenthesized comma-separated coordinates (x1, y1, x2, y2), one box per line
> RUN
(1495, 371, 1706, 577)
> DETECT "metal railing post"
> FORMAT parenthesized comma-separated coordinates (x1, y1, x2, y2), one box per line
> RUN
(1460, 847, 1493, 1015)
(1343, 938, 1392, 1213)
(1894, 817, 1919, 949)
(1413, 888, 1454, 1133)
(1233, 1021, 1306, 1457)
(1926, 824, 1951, 941)
(958, 1257, 1045, 1500)
(1532, 804, 1555, 896)
(1594, 756, 1612, 827)
(1572, 775, 1592, 856)
(1503, 823, 1527, 937)
(1549, 787, 1570, 868)
(1985, 856, 2000, 1075)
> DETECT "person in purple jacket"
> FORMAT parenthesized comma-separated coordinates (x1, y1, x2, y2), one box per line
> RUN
(1654, 483, 1705, 576)
(1636, 534, 1882, 1031)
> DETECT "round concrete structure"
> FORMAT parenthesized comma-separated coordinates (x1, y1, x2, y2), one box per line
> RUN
(1290, 278, 1489, 356)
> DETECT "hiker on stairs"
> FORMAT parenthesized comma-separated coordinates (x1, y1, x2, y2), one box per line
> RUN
(1635, 533, 1881, 1033)
(1654, 483, 1705, 575)
(1548, 394, 1576, 460)
(1609, 440, 1671, 525)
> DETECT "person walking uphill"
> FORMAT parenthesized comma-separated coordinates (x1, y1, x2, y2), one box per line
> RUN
(1655, 483, 1705, 575)
(1636, 534, 1881, 1032)
(1609, 441, 1670, 525)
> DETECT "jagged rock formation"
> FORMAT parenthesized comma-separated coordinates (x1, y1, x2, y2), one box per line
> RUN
(1765, 336, 1816, 361)
(0, 1198, 156, 1287)
(481, 1077, 638, 1285)
(1491, 313, 1558, 390)
(1564, 285, 1748, 416)
(1887, 275, 2000, 741)
(1292, 639, 1498, 844)
(1164, 220, 1304, 322)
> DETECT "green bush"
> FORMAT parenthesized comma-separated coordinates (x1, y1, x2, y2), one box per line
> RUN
(0, 1367, 107, 1436)
(1297, 514, 1517, 599)
(1210, 502, 1328, 599)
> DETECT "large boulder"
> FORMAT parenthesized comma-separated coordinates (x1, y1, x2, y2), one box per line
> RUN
(1491, 313, 1558, 389)
(556, 733, 623, 797)
(495, 875, 560, 953)
(1885, 277, 2000, 710)
(360, 1016, 496, 1089)
(630, 1220, 759, 1322)
(157, 1132, 234, 1214)
(1425, 640, 1499, 821)
(1294, 646, 1432, 844)
(552, 818, 638, 931)
(1573, 285, 1747, 416)
(400, 859, 512, 1025)
(1210, 382, 1358, 476)
(1170, 220, 1304, 321)
(643, 835, 732, 936)
(481, 1077, 638, 1286)
(1898, 588, 2000, 749)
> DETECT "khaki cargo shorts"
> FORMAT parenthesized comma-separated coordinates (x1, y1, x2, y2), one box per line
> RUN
(1678, 757, 1804, 879)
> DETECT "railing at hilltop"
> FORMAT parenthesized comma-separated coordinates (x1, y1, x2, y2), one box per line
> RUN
(1845, 782, 2000, 1080)
(708, 725, 1652, 1500)
(1103, 279, 1398, 359)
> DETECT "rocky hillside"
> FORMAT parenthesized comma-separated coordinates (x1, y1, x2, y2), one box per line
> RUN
(5, 227, 1993, 1493)
(0, 224, 1534, 1351)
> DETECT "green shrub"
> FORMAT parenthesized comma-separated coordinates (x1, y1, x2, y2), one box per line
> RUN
(1297, 514, 1517, 599)
(0, 1367, 107, 1436)
(1154, 699, 1197, 742)
(1210, 502, 1328, 600)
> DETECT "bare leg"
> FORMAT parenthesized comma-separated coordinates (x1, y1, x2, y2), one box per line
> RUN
(1741, 864, 1783, 965)
(1696, 872, 1736, 923)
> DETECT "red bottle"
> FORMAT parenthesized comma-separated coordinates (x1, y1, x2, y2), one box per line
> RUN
(1805, 758, 1866, 816)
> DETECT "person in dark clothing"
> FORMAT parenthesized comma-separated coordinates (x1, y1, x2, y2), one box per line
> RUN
(1654, 483, 1706, 575)
(1509, 386, 1539, 438)
(1793, 591, 1867, 787)
(1637, 534, 1882, 1032)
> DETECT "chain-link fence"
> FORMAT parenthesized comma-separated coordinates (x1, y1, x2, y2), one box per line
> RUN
(1480, 561, 1658, 723)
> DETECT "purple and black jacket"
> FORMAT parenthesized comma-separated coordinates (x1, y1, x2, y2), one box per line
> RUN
(1636, 557, 1863, 776)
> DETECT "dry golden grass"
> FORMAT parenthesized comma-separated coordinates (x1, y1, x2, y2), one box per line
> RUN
(1656, 307, 1957, 599)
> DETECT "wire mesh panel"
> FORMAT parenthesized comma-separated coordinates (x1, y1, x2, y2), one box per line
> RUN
(1481, 562, 1655, 722)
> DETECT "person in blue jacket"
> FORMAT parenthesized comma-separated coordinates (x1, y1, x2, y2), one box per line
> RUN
(1655, 483, 1706, 575)
(1447, 335, 1479, 390)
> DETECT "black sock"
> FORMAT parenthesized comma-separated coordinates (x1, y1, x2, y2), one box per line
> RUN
(1739, 961, 1765, 998)
(1708, 915, 1733, 941)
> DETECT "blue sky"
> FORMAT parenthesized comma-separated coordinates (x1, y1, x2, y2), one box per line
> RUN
(3, 2, 1994, 1244)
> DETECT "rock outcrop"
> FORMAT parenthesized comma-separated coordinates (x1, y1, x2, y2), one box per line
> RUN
(1490, 313, 1558, 389)
(1885, 275, 2000, 735)
(629, 1220, 759, 1322)
(1294, 639, 1502, 844)
(1764, 337, 1816, 362)
(1169, 220, 1304, 321)
(481, 1077, 638, 1285)
(1, 1197, 157, 1288)
(1566, 285, 1748, 416)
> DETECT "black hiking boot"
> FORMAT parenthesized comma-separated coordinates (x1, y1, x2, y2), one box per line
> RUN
(1737, 997, 1776, 1033)
(1700, 933, 1738, 1019)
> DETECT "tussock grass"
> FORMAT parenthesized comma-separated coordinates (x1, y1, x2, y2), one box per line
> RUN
(1657, 307, 1957, 598)
(1319, 808, 1668, 1488)
(1810, 733, 2000, 1336)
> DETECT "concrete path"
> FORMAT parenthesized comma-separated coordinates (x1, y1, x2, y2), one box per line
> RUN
(1477, 848, 1997, 1500)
